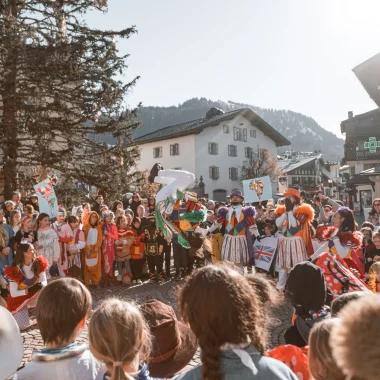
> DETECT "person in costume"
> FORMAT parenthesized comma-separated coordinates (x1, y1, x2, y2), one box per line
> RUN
(143, 214, 165, 283)
(65, 215, 86, 280)
(36, 213, 60, 280)
(275, 188, 314, 290)
(83, 212, 103, 288)
(311, 207, 363, 273)
(115, 215, 134, 284)
(4, 243, 48, 330)
(212, 190, 257, 268)
(101, 210, 118, 286)
(130, 217, 146, 284)
(52, 207, 72, 277)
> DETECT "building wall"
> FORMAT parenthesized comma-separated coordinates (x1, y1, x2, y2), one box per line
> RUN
(136, 134, 196, 177)
(194, 114, 278, 198)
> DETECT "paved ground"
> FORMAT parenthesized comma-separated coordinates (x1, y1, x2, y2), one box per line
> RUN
(20, 277, 293, 369)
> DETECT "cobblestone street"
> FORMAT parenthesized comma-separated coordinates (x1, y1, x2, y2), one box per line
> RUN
(19, 278, 293, 369)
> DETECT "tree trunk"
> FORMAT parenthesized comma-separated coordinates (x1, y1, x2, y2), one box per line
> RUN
(2, 0, 20, 200)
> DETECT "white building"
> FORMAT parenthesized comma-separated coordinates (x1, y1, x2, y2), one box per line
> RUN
(134, 108, 290, 201)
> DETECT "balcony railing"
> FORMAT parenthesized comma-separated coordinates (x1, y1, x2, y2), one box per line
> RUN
(345, 149, 380, 161)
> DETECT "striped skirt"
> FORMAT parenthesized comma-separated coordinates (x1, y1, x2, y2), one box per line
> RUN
(277, 235, 308, 271)
(221, 235, 249, 265)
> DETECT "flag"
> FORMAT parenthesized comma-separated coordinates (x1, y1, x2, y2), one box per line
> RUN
(253, 236, 278, 271)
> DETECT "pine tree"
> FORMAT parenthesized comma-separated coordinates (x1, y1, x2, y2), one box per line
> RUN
(0, 0, 141, 200)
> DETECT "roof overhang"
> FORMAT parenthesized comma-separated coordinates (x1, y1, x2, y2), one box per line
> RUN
(353, 52, 380, 107)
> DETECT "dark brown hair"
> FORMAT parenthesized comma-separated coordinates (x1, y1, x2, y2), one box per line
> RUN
(178, 264, 277, 380)
(36, 278, 92, 345)
(11, 243, 38, 273)
(67, 215, 79, 225)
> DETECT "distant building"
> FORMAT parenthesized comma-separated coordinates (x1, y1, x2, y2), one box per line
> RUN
(134, 108, 290, 201)
(341, 52, 380, 210)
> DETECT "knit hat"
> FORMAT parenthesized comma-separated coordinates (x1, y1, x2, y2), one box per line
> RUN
(283, 188, 301, 199)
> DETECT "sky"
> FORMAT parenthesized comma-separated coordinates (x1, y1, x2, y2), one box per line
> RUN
(86, 0, 380, 137)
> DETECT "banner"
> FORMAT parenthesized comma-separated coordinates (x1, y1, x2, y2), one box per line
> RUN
(34, 179, 58, 218)
(243, 176, 272, 203)
(253, 236, 278, 271)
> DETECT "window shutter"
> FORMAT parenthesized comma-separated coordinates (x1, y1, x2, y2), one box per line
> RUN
(215, 144, 218, 155)
(233, 127, 237, 141)
(208, 143, 211, 154)
(243, 129, 247, 142)
(253, 130, 256, 138)
(153, 148, 155, 158)
(228, 145, 231, 156)
(159, 147, 162, 157)
(234, 145, 237, 156)
(229, 168, 232, 179)
(170, 145, 173, 155)
(209, 167, 212, 178)
(216, 167, 219, 178)
(176, 144, 179, 155)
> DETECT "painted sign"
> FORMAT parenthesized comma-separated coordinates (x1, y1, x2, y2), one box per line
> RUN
(364, 137, 380, 154)
(243, 175, 272, 203)
(34, 179, 58, 218)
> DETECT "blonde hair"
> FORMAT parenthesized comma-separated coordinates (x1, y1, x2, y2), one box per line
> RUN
(308, 319, 346, 380)
(88, 299, 151, 380)
(331, 295, 380, 380)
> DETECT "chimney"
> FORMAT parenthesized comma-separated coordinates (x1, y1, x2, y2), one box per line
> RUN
(348, 111, 353, 119)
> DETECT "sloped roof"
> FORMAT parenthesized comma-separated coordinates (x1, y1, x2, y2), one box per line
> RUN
(134, 108, 290, 147)
(277, 156, 318, 174)
(346, 174, 375, 187)
(360, 166, 380, 176)
(340, 108, 380, 133)
(353, 52, 380, 107)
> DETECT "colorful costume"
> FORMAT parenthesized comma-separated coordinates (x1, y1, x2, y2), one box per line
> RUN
(275, 189, 314, 290)
(101, 220, 118, 278)
(52, 221, 72, 277)
(4, 256, 48, 330)
(65, 227, 86, 279)
(215, 190, 256, 267)
(129, 226, 145, 282)
(36, 228, 60, 277)
(83, 212, 103, 286)
(115, 225, 134, 283)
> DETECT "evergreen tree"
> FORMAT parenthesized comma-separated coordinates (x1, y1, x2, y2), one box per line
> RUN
(0, 0, 141, 200)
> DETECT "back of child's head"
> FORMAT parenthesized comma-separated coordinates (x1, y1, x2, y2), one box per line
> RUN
(361, 221, 375, 231)
(331, 291, 371, 317)
(36, 278, 91, 345)
(331, 294, 380, 380)
(89, 299, 151, 380)
(179, 264, 276, 380)
(308, 318, 347, 380)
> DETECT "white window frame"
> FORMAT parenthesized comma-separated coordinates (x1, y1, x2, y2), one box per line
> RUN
(229, 167, 238, 181)
(228, 145, 238, 157)
(153, 146, 162, 158)
(170, 143, 179, 156)
(208, 142, 218, 155)
(209, 166, 219, 179)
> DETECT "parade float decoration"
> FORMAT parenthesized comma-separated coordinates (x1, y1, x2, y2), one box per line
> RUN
(148, 164, 207, 248)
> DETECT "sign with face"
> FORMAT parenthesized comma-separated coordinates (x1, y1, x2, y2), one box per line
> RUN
(243, 176, 273, 203)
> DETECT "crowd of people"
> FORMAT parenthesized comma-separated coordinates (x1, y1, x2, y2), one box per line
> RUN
(1, 186, 380, 379)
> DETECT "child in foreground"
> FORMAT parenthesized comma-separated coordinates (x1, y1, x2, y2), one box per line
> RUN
(89, 298, 161, 380)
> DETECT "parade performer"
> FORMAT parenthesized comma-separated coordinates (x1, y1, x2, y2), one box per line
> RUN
(275, 188, 314, 290)
(101, 210, 118, 286)
(83, 212, 103, 288)
(312, 207, 364, 276)
(4, 243, 48, 330)
(52, 208, 72, 277)
(212, 190, 257, 268)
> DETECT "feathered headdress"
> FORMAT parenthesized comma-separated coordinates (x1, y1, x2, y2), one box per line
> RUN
(294, 204, 315, 224)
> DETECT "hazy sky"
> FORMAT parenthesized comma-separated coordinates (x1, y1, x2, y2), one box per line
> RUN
(86, 0, 380, 137)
